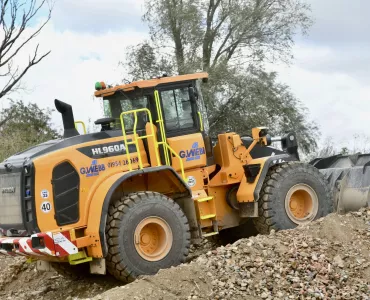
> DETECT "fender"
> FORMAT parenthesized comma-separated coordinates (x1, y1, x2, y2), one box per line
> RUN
(85, 166, 191, 258)
(237, 154, 297, 203)
(253, 154, 298, 201)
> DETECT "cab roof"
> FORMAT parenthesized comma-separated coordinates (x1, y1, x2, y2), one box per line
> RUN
(94, 72, 208, 98)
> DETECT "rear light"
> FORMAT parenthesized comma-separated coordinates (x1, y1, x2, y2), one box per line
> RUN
(31, 236, 45, 249)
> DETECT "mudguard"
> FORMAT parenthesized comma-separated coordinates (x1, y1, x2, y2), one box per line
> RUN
(85, 166, 191, 258)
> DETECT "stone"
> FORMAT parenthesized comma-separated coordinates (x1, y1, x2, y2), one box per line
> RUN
(333, 255, 345, 268)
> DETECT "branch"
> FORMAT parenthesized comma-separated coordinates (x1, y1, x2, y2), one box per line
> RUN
(209, 91, 238, 128)
(0, 44, 50, 98)
(202, 0, 223, 70)
(0, 0, 52, 66)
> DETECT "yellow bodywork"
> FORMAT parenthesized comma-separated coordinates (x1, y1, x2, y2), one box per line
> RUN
(29, 73, 274, 260)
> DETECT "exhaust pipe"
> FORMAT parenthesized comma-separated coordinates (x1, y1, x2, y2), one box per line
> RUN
(54, 99, 80, 139)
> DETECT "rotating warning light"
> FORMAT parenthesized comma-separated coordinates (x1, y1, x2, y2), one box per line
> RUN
(95, 81, 107, 91)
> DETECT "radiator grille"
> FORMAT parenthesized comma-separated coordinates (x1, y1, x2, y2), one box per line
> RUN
(0, 173, 22, 224)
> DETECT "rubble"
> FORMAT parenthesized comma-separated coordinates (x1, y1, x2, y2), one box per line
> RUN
(0, 208, 369, 300)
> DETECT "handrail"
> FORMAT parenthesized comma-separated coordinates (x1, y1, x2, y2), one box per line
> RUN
(119, 108, 160, 171)
(118, 92, 187, 182)
(75, 121, 87, 134)
(197, 112, 204, 132)
(166, 144, 186, 180)
(154, 90, 170, 165)
(154, 90, 187, 182)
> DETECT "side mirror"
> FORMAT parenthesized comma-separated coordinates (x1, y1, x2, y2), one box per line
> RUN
(189, 87, 197, 104)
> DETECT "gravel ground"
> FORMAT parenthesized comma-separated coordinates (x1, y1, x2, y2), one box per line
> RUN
(0, 208, 369, 300)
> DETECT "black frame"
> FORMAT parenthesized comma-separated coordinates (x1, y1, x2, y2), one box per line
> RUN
(156, 81, 202, 138)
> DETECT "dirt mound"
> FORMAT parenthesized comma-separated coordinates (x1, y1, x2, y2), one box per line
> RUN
(0, 208, 369, 300)
(0, 257, 120, 300)
(0, 239, 215, 300)
(95, 208, 369, 300)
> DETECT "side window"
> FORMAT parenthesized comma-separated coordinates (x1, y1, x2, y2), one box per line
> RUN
(161, 87, 195, 131)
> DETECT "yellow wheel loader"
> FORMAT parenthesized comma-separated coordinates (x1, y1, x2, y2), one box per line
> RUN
(0, 72, 338, 282)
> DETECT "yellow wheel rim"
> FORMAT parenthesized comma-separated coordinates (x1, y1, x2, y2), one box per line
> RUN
(285, 184, 319, 224)
(134, 217, 173, 262)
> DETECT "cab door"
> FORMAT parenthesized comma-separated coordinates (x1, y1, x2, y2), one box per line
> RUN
(157, 83, 207, 172)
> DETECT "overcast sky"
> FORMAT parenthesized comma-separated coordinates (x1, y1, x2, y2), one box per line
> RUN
(1, 0, 369, 150)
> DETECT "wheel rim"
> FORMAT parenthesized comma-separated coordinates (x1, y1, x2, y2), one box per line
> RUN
(134, 217, 173, 262)
(285, 184, 319, 224)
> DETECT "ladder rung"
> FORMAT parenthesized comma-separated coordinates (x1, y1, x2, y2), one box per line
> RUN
(137, 135, 154, 140)
(197, 196, 214, 203)
(125, 141, 136, 145)
(200, 214, 216, 220)
(202, 232, 219, 237)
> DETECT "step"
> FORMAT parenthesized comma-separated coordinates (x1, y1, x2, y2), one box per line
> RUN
(202, 231, 219, 237)
(200, 214, 216, 220)
(197, 196, 214, 203)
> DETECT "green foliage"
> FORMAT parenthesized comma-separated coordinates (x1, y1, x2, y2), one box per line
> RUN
(124, 0, 319, 153)
(204, 66, 318, 153)
(125, 42, 175, 80)
(0, 100, 60, 161)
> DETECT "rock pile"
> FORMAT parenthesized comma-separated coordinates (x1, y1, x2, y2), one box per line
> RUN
(195, 208, 370, 299)
(0, 208, 369, 300)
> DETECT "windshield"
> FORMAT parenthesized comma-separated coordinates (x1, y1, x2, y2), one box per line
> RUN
(103, 92, 149, 131)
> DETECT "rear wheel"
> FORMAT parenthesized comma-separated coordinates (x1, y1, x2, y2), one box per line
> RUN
(254, 162, 332, 234)
(106, 192, 190, 282)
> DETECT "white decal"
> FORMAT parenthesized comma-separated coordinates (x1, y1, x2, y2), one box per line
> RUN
(273, 159, 286, 165)
(53, 233, 78, 254)
(92, 144, 126, 156)
(41, 189, 49, 199)
(40, 201, 52, 213)
(187, 176, 197, 187)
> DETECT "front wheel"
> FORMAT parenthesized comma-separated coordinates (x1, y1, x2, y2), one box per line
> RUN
(106, 192, 190, 282)
(254, 162, 332, 234)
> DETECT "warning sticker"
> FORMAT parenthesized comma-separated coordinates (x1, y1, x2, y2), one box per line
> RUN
(41, 189, 49, 199)
(187, 176, 196, 187)
(40, 201, 52, 213)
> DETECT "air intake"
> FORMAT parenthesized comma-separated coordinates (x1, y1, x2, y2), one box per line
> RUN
(54, 99, 80, 138)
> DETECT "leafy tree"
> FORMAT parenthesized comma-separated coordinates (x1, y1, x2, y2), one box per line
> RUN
(205, 66, 318, 153)
(123, 0, 318, 153)
(143, 0, 312, 73)
(0, 100, 59, 161)
(0, 0, 53, 99)
(124, 42, 175, 80)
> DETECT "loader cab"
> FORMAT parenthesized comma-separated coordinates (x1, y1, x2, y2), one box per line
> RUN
(95, 73, 211, 177)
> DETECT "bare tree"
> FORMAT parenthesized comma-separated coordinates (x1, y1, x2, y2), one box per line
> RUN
(0, 0, 53, 99)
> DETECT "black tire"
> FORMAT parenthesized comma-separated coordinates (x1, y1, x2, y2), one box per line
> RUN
(254, 162, 332, 234)
(106, 192, 190, 283)
(50, 262, 89, 280)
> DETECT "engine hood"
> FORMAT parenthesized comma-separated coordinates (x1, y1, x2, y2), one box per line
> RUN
(0, 139, 62, 172)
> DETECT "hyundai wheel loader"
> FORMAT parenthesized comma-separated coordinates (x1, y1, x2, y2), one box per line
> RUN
(0, 72, 336, 282)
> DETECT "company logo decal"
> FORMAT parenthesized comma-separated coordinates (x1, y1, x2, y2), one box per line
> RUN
(1, 187, 15, 194)
(80, 160, 106, 177)
(179, 142, 205, 162)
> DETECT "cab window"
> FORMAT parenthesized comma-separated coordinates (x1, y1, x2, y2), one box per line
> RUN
(103, 93, 149, 130)
(161, 87, 195, 131)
